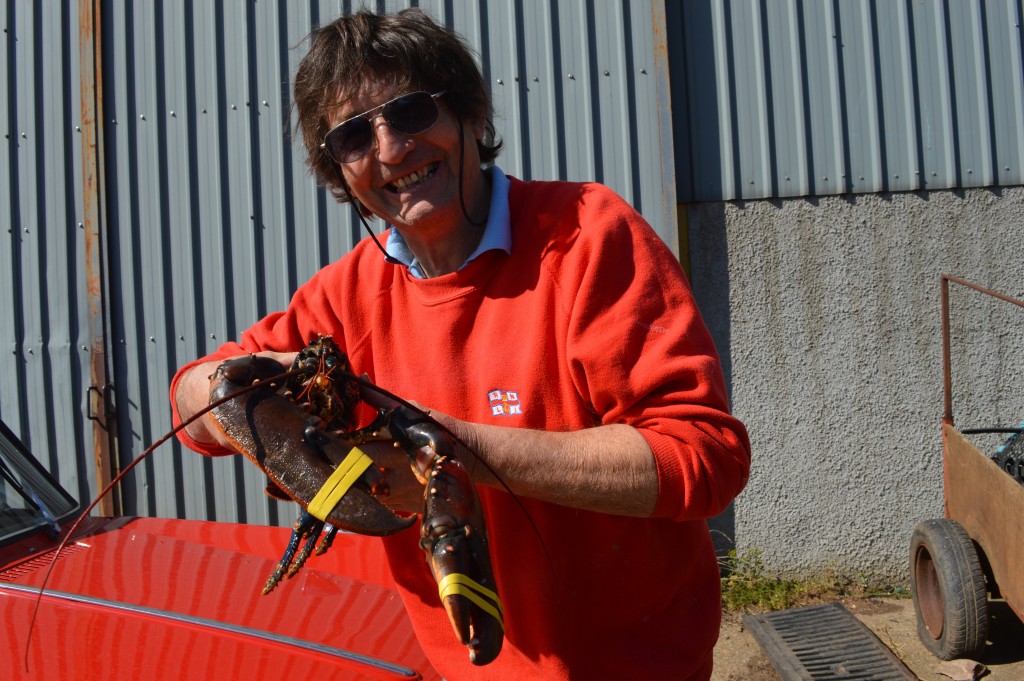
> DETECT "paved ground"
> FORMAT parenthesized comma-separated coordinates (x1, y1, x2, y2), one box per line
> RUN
(713, 597, 1024, 681)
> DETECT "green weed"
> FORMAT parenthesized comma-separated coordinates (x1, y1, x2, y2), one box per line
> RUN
(718, 548, 907, 612)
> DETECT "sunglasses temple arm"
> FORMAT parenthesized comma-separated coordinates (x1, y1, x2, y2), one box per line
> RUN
(329, 163, 402, 266)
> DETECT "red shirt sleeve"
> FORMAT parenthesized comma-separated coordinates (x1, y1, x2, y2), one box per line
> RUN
(561, 185, 750, 520)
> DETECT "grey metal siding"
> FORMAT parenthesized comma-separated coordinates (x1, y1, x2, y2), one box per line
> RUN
(3, 0, 677, 527)
(460, 0, 676, 239)
(1, 1, 95, 506)
(670, 0, 1024, 202)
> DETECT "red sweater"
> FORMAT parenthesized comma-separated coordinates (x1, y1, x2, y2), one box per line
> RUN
(171, 178, 750, 680)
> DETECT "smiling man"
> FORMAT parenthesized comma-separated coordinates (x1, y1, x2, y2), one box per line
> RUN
(170, 9, 750, 681)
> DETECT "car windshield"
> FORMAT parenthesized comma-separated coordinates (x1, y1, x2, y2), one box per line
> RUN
(0, 422, 79, 544)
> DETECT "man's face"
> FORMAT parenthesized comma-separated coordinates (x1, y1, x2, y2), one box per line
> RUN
(330, 83, 486, 238)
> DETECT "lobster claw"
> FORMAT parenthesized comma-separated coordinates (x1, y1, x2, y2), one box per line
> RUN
(354, 405, 504, 665)
(419, 453, 504, 666)
(208, 355, 415, 537)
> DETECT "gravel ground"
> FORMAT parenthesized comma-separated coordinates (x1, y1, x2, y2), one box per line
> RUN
(713, 597, 1024, 681)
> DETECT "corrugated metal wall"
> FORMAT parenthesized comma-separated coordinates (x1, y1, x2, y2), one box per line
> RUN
(2, 0, 676, 526)
(669, 0, 1024, 202)
(1, 2, 95, 508)
(4, 0, 1022, 532)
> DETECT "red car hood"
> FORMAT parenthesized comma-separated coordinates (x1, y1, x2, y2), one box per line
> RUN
(0, 516, 439, 680)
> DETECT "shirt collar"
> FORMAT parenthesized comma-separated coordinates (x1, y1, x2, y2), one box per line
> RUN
(384, 165, 511, 278)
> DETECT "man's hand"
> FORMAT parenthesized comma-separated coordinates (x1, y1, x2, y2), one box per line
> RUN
(351, 374, 429, 514)
(353, 439, 426, 514)
(175, 351, 298, 450)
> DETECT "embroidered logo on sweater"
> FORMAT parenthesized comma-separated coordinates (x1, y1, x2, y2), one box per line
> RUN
(488, 389, 522, 416)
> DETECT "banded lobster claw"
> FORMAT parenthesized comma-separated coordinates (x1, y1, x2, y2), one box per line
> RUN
(350, 406, 504, 666)
(422, 453, 504, 666)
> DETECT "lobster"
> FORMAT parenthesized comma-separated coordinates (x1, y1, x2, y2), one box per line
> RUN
(207, 336, 504, 666)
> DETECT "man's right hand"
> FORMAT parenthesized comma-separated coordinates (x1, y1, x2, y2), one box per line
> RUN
(175, 351, 297, 450)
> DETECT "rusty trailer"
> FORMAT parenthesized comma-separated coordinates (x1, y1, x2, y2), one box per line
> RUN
(910, 275, 1024, 660)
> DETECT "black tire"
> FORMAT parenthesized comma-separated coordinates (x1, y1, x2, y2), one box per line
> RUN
(910, 519, 989, 660)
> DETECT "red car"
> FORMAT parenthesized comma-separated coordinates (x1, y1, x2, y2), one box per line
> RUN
(0, 420, 441, 680)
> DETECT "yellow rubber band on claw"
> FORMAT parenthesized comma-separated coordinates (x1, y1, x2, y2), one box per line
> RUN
(307, 447, 374, 521)
(437, 573, 505, 630)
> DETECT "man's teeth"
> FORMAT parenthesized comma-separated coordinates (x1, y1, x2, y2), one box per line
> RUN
(391, 163, 437, 190)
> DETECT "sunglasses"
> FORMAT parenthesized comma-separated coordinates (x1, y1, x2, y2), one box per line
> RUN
(320, 90, 447, 164)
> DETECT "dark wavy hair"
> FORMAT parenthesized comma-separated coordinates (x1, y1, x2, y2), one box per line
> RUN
(293, 8, 502, 202)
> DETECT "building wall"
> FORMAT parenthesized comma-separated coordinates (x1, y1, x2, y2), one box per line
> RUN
(1, 1, 94, 506)
(669, 0, 1024, 202)
(668, 0, 1024, 582)
(670, 0, 1024, 582)
(689, 186, 1024, 582)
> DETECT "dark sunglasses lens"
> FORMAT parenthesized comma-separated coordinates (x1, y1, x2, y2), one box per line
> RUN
(383, 92, 439, 134)
(326, 118, 372, 163)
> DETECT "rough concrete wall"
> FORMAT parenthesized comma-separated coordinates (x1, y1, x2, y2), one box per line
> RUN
(688, 187, 1024, 584)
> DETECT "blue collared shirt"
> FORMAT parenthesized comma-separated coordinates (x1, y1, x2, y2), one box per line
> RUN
(384, 165, 511, 278)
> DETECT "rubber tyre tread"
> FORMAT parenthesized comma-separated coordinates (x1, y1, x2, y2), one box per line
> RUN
(910, 518, 989, 660)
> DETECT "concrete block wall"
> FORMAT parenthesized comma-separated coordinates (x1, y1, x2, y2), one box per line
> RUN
(689, 186, 1024, 583)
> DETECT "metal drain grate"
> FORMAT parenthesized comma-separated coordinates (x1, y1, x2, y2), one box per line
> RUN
(744, 602, 917, 680)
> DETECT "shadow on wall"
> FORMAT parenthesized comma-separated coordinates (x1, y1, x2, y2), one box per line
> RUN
(684, 202, 736, 564)
(666, 0, 735, 562)
(667, 0, 724, 205)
